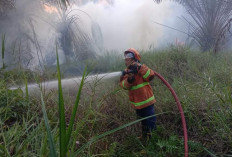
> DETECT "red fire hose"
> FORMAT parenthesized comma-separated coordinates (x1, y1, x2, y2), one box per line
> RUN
(154, 71, 188, 157)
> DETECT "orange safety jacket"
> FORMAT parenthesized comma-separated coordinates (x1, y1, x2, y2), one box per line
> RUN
(120, 64, 156, 109)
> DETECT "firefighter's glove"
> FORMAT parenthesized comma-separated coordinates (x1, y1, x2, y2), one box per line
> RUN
(122, 70, 127, 76)
(127, 73, 135, 83)
(128, 63, 141, 74)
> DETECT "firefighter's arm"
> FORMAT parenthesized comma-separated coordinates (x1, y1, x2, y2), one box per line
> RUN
(138, 64, 155, 82)
(119, 74, 134, 90)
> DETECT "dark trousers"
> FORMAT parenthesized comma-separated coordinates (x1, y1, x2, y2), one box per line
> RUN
(136, 104, 156, 136)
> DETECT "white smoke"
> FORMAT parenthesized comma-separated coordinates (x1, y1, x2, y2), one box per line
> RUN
(76, 0, 186, 51)
(0, 0, 61, 69)
(0, 0, 187, 69)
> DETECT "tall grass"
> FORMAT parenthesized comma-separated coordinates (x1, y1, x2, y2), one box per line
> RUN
(1, 46, 232, 156)
(56, 46, 67, 157)
(40, 92, 57, 157)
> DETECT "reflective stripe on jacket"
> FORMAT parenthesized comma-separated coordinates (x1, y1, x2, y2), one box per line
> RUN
(120, 64, 156, 109)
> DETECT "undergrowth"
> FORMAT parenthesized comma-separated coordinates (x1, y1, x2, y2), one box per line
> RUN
(1, 46, 232, 156)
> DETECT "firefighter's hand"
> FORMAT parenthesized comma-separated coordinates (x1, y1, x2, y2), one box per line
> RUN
(122, 70, 127, 76)
(129, 63, 141, 73)
(132, 62, 141, 67)
(128, 73, 134, 78)
(127, 73, 135, 83)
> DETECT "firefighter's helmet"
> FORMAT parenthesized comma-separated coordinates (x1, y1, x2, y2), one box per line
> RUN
(124, 48, 141, 62)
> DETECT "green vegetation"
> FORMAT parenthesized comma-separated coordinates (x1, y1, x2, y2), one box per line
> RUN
(1, 46, 232, 156)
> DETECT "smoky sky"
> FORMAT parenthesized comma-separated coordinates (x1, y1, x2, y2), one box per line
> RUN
(0, 0, 188, 68)
(76, 0, 187, 51)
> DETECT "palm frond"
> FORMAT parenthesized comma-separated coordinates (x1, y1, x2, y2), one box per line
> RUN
(182, 0, 232, 52)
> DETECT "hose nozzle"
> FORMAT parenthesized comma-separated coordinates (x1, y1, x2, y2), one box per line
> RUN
(121, 69, 137, 76)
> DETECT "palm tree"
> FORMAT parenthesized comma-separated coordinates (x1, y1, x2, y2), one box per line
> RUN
(48, 0, 97, 61)
(154, 0, 232, 52)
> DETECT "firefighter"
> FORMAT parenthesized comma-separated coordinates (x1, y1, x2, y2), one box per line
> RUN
(120, 48, 156, 138)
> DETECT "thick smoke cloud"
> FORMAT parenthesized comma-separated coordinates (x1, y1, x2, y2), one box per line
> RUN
(77, 0, 186, 51)
(0, 0, 60, 69)
(0, 0, 187, 69)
